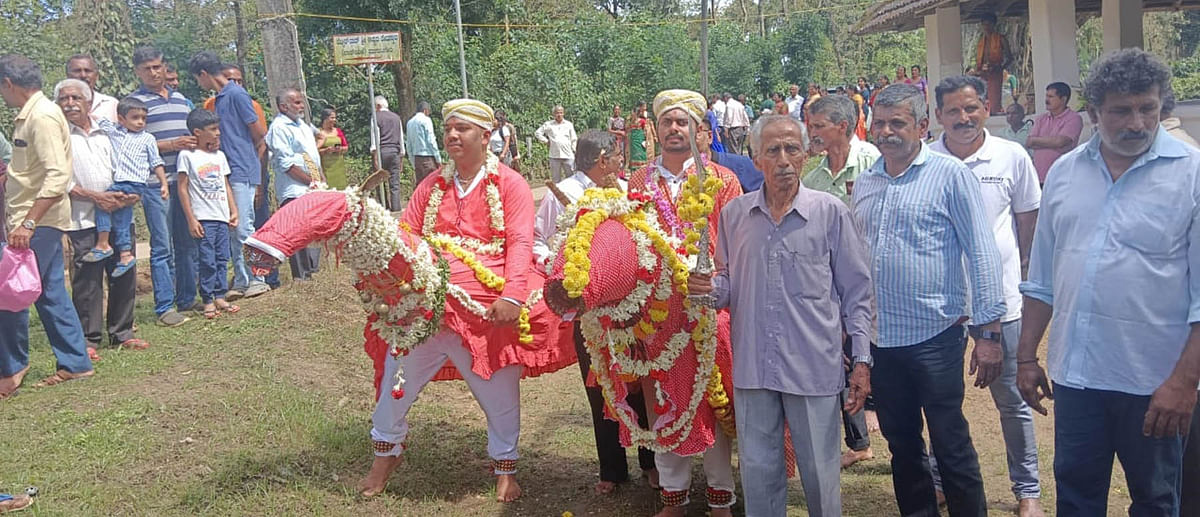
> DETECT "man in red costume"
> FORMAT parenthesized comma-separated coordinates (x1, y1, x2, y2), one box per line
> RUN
(628, 89, 744, 517)
(359, 99, 544, 502)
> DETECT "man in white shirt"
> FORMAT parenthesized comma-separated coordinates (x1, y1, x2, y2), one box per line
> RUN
(65, 54, 118, 123)
(785, 83, 805, 121)
(56, 78, 144, 357)
(711, 94, 727, 142)
(930, 75, 1044, 517)
(534, 105, 578, 183)
(266, 88, 324, 281)
(722, 93, 750, 155)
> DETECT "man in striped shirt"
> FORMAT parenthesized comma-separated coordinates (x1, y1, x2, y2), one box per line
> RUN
(129, 46, 196, 327)
(853, 83, 1005, 517)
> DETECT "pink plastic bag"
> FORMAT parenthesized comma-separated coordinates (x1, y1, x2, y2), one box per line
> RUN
(0, 245, 41, 312)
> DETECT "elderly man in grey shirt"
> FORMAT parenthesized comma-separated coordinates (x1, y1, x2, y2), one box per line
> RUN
(689, 114, 874, 516)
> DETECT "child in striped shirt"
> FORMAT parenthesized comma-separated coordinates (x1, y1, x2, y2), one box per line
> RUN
(80, 96, 168, 277)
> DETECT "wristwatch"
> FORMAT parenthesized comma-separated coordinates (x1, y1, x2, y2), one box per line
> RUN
(968, 326, 1003, 342)
(851, 355, 874, 369)
(20, 219, 35, 231)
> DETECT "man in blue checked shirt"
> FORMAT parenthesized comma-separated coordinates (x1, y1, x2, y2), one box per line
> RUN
(852, 83, 1005, 517)
(1017, 48, 1200, 517)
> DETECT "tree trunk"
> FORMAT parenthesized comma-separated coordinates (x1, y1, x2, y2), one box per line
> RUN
(390, 26, 417, 119)
(233, 0, 250, 90)
(256, 0, 306, 116)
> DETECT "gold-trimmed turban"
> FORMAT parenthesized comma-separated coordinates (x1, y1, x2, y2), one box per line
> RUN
(652, 89, 706, 123)
(442, 98, 495, 129)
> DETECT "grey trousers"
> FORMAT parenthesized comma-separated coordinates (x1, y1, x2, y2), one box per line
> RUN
(735, 388, 842, 516)
(278, 198, 321, 280)
(382, 149, 405, 211)
(548, 158, 573, 183)
(1183, 399, 1200, 516)
(67, 228, 136, 347)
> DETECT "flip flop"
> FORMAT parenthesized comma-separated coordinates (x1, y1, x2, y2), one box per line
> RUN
(203, 308, 220, 320)
(0, 493, 32, 513)
(34, 369, 94, 388)
(87, 346, 101, 361)
(79, 248, 113, 263)
(111, 260, 135, 278)
(117, 339, 149, 351)
(221, 304, 240, 314)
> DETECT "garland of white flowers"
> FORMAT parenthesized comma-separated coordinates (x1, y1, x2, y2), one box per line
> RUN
(550, 187, 719, 452)
(422, 152, 506, 257)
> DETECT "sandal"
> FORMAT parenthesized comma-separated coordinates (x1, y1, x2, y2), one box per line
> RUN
(111, 259, 135, 278)
(79, 248, 113, 263)
(204, 308, 220, 320)
(117, 339, 149, 351)
(0, 493, 32, 513)
(87, 346, 101, 361)
(33, 369, 94, 388)
(220, 304, 240, 314)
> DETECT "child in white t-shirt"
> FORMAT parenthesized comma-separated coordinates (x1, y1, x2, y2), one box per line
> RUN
(177, 109, 239, 319)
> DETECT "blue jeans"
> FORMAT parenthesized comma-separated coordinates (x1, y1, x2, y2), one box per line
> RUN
(0, 228, 93, 377)
(735, 388, 842, 517)
(228, 181, 265, 290)
(872, 325, 986, 517)
(253, 191, 279, 288)
(168, 182, 197, 310)
(1054, 384, 1184, 516)
(141, 182, 176, 316)
(94, 181, 144, 252)
(196, 221, 230, 304)
(930, 320, 1040, 500)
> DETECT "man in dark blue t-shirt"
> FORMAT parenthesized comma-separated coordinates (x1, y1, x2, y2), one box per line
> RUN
(189, 51, 269, 300)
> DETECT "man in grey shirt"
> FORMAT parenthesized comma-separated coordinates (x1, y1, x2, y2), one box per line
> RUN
(689, 114, 874, 516)
(375, 95, 406, 210)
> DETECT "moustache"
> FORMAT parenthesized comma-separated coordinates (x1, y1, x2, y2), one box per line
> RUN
(953, 121, 977, 131)
(1119, 131, 1148, 141)
(877, 135, 905, 146)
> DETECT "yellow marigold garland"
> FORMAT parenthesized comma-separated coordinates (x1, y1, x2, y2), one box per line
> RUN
(677, 173, 724, 256)
(518, 307, 533, 345)
(427, 235, 506, 291)
(707, 365, 736, 437)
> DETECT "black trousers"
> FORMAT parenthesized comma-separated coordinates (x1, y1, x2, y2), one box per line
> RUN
(872, 325, 986, 517)
(67, 228, 136, 346)
(278, 198, 321, 280)
(573, 322, 656, 482)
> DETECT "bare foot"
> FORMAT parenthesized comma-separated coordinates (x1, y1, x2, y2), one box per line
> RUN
(594, 480, 616, 495)
(936, 489, 946, 507)
(711, 507, 733, 517)
(865, 410, 880, 433)
(652, 506, 685, 517)
(358, 455, 403, 497)
(1018, 498, 1045, 517)
(496, 473, 521, 502)
(840, 447, 875, 468)
(644, 468, 660, 489)
(0, 365, 30, 399)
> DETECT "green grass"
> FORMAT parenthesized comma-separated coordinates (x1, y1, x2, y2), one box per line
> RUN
(3, 264, 1133, 516)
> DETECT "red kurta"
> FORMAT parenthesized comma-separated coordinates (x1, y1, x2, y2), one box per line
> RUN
(362, 161, 576, 390)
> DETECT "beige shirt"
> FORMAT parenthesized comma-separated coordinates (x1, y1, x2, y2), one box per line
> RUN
(6, 91, 73, 231)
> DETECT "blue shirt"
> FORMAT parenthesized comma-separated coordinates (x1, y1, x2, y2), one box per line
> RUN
(1020, 129, 1200, 395)
(213, 82, 262, 185)
(405, 112, 440, 160)
(852, 143, 1006, 347)
(714, 151, 763, 192)
(130, 86, 192, 181)
(97, 119, 164, 184)
(266, 113, 321, 201)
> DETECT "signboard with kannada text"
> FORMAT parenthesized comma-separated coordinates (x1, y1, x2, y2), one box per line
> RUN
(333, 32, 402, 65)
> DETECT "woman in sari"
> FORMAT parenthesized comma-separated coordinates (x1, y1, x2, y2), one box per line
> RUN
(317, 108, 349, 189)
(626, 101, 655, 169)
(608, 104, 626, 168)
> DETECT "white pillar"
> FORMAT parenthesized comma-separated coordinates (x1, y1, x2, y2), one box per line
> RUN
(1102, 0, 1143, 52)
(1028, 0, 1082, 112)
(924, 5, 963, 133)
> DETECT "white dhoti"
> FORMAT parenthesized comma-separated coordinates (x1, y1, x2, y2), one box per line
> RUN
(370, 331, 523, 473)
(654, 430, 737, 507)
